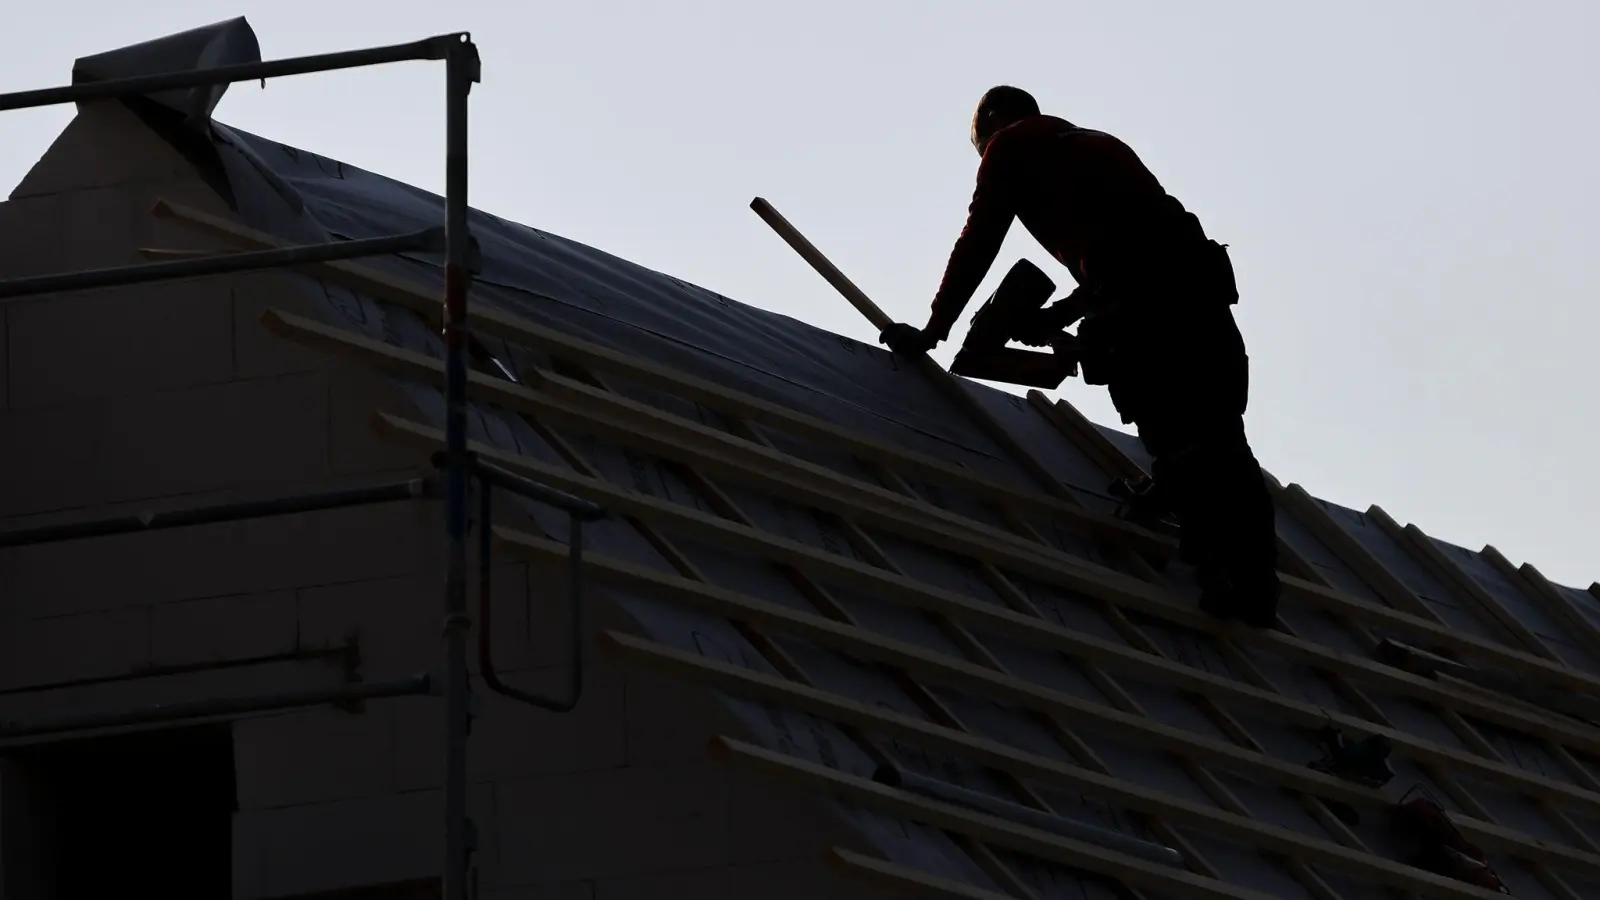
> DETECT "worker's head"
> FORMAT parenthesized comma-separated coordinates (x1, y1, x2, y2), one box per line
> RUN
(971, 85, 1039, 155)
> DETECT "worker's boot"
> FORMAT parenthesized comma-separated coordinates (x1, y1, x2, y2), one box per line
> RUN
(1392, 788, 1511, 893)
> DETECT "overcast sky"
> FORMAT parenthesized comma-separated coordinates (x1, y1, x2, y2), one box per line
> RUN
(2, 1, 1593, 587)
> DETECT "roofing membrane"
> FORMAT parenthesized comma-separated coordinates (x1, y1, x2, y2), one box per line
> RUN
(136, 70, 1600, 899)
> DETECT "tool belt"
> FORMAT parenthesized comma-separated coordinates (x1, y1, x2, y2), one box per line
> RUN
(1076, 239, 1238, 387)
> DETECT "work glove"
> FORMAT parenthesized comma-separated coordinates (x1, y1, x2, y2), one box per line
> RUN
(879, 322, 937, 355)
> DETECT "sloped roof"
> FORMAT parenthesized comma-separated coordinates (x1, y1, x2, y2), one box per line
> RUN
(170, 114, 1600, 899)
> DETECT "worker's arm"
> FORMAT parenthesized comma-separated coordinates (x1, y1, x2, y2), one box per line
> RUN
(922, 147, 1015, 343)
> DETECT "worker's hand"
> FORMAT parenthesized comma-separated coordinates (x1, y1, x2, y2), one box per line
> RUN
(1015, 289, 1091, 348)
(1015, 324, 1055, 349)
(879, 322, 937, 356)
(1043, 289, 1092, 330)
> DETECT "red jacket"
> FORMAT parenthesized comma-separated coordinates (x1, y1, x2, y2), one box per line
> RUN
(926, 115, 1206, 340)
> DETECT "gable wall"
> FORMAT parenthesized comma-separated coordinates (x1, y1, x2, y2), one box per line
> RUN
(0, 102, 872, 899)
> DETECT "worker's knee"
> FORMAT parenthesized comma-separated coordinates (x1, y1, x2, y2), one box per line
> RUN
(1152, 425, 1256, 486)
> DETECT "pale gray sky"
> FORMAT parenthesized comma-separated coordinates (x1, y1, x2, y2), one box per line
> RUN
(3, 2, 1594, 586)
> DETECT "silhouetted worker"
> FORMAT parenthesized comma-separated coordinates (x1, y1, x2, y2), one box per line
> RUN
(879, 85, 1280, 625)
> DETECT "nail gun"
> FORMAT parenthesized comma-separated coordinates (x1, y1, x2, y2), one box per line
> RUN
(949, 259, 1088, 389)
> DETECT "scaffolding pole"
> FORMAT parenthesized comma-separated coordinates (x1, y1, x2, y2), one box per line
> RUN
(0, 674, 436, 743)
(0, 35, 460, 112)
(441, 34, 482, 900)
(0, 229, 444, 302)
(0, 477, 431, 548)
(0, 31, 535, 900)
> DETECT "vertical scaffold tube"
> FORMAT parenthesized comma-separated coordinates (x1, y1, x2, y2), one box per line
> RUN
(441, 34, 479, 900)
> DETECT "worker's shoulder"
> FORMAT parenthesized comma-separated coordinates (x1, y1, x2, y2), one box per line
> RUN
(1055, 126, 1155, 178)
(989, 114, 1077, 149)
(1050, 124, 1142, 159)
(989, 116, 1135, 159)
(1068, 126, 1129, 146)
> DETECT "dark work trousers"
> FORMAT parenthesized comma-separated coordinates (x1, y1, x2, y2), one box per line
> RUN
(1102, 301, 1279, 600)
